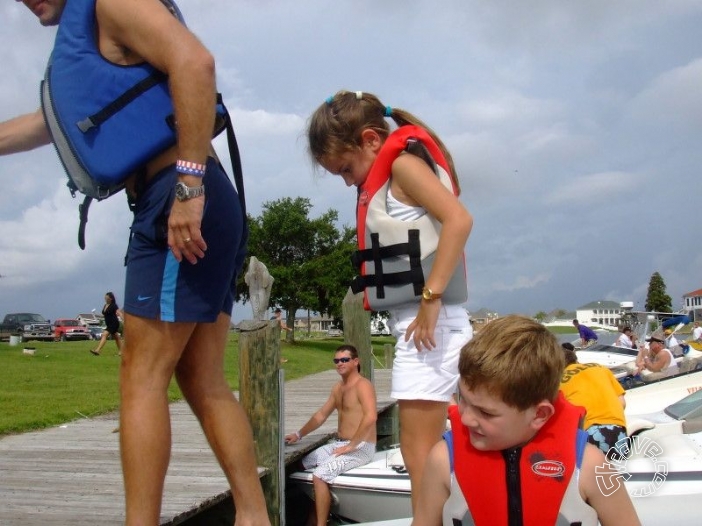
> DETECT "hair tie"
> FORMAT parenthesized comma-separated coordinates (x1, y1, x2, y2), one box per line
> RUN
(325, 95, 334, 105)
(384, 106, 393, 117)
(355, 91, 363, 100)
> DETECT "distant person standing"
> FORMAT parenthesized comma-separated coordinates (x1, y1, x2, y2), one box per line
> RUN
(273, 308, 292, 333)
(692, 321, 702, 343)
(91, 292, 123, 356)
(273, 308, 292, 363)
(573, 319, 598, 347)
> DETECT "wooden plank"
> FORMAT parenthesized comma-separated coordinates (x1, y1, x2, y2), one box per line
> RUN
(0, 369, 394, 525)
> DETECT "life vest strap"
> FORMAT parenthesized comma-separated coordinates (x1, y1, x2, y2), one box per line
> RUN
(350, 230, 422, 298)
(77, 71, 168, 132)
(78, 195, 93, 251)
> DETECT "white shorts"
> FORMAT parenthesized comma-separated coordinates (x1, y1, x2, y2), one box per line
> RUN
(389, 304, 472, 402)
(302, 440, 376, 483)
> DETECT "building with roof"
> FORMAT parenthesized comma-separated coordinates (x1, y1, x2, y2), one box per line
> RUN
(575, 300, 625, 329)
(683, 289, 702, 322)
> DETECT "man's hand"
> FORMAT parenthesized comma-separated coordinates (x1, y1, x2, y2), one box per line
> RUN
(168, 197, 206, 264)
(284, 432, 301, 445)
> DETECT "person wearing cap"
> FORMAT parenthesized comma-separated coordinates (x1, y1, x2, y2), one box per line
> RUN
(614, 326, 638, 349)
(635, 328, 678, 377)
(560, 342, 627, 453)
(664, 328, 682, 356)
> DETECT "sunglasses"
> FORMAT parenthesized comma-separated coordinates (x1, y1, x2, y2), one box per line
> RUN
(333, 357, 352, 364)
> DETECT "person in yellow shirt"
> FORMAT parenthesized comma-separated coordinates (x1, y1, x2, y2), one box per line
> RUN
(560, 343, 626, 453)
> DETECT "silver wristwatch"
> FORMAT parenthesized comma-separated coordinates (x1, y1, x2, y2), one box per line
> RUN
(175, 182, 205, 202)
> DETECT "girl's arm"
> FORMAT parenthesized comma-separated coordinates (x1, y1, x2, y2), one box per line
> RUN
(391, 153, 473, 350)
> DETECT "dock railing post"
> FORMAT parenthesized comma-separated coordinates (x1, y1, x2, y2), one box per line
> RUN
(239, 319, 282, 526)
(384, 343, 394, 369)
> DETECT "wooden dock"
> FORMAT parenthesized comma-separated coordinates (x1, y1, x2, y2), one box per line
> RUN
(0, 369, 394, 525)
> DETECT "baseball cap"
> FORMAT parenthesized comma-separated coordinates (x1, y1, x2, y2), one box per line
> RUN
(646, 329, 665, 343)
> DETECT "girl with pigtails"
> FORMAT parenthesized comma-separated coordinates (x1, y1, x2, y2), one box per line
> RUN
(307, 90, 473, 512)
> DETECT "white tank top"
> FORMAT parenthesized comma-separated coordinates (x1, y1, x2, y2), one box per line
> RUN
(387, 186, 426, 221)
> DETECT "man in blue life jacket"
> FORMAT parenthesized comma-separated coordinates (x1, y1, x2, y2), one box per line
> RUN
(573, 319, 598, 347)
(0, 1, 269, 524)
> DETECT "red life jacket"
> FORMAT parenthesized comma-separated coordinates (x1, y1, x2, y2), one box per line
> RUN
(448, 393, 585, 526)
(351, 125, 467, 311)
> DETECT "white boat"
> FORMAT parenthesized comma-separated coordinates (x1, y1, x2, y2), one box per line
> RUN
(292, 439, 702, 526)
(572, 309, 702, 387)
(289, 447, 412, 523)
(290, 383, 702, 525)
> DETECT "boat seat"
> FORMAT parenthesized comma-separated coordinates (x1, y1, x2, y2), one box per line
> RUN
(679, 356, 702, 374)
(627, 418, 655, 436)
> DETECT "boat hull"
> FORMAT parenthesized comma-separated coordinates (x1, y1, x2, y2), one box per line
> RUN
(291, 433, 702, 525)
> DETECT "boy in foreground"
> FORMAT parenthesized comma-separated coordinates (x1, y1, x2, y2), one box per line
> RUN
(413, 315, 640, 526)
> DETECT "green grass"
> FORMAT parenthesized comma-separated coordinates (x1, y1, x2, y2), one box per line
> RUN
(546, 326, 579, 334)
(0, 333, 395, 437)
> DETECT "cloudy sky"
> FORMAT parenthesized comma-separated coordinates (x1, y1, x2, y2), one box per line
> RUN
(1, 0, 701, 324)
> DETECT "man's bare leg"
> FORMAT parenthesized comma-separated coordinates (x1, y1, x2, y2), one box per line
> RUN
(175, 313, 270, 526)
(398, 399, 449, 514)
(311, 476, 332, 526)
(120, 313, 192, 525)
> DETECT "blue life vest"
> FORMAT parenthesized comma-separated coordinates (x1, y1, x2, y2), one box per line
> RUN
(39, 0, 238, 249)
(40, 0, 187, 199)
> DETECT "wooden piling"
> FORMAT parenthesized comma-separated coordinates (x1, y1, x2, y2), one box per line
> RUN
(384, 343, 394, 369)
(238, 320, 282, 526)
(342, 289, 373, 381)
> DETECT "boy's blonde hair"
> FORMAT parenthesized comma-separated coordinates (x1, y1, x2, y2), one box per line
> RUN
(458, 315, 564, 411)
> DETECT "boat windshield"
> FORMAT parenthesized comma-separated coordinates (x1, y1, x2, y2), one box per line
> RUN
(665, 389, 702, 421)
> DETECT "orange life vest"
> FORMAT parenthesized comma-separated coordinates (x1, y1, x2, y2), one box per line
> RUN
(352, 125, 467, 311)
(448, 394, 586, 526)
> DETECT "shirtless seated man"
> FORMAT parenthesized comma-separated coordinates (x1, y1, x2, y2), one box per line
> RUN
(285, 345, 377, 526)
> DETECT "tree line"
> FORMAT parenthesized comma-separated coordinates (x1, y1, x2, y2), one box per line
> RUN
(237, 198, 677, 334)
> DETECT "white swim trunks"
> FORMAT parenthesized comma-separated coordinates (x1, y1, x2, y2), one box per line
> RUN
(389, 304, 472, 402)
(302, 439, 376, 483)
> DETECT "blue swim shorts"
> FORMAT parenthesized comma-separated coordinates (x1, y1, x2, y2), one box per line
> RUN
(123, 157, 246, 322)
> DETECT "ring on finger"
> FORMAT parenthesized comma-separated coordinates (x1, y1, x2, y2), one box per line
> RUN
(184, 238, 191, 243)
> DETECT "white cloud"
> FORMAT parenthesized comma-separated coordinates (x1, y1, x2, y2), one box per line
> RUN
(1, 0, 701, 320)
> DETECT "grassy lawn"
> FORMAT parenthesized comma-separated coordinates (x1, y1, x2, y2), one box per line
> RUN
(0, 333, 395, 437)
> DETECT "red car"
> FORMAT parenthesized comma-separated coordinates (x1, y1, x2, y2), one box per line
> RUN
(54, 319, 91, 342)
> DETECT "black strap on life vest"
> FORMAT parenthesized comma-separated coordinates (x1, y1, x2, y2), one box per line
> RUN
(76, 71, 168, 133)
(77, 93, 246, 251)
(350, 229, 423, 299)
(78, 195, 92, 250)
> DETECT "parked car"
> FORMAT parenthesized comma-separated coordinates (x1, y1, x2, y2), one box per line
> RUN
(54, 319, 92, 342)
(87, 326, 104, 341)
(327, 327, 343, 337)
(0, 312, 53, 342)
(77, 313, 104, 327)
